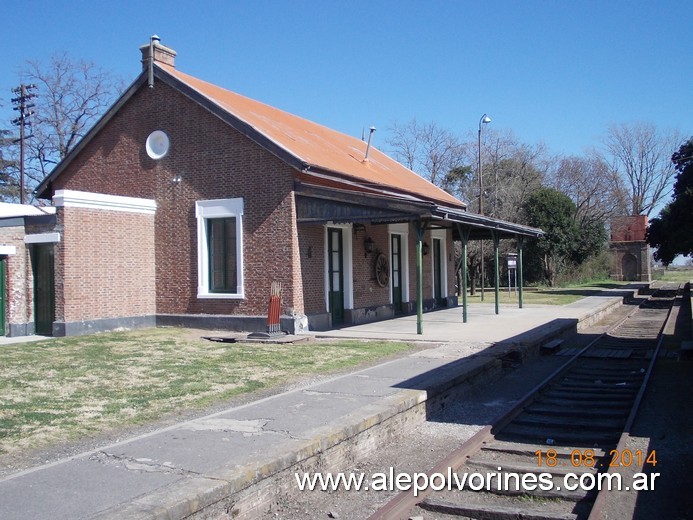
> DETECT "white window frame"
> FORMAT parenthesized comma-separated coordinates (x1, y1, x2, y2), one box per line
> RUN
(388, 223, 410, 304)
(196, 198, 244, 299)
(323, 223, 354, 313)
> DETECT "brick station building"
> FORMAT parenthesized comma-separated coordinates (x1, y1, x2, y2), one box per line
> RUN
(19, 38, 541, 337)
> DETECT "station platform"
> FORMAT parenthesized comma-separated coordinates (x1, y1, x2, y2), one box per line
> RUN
(0, 289, 634, 520)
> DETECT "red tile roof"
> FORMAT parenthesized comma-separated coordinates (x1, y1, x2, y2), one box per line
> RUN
(160, 64, 466, 209)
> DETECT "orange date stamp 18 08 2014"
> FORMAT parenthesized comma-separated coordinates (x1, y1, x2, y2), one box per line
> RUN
(535, 449, 658, 468)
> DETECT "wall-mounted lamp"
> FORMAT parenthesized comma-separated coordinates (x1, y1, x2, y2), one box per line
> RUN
(422, 241, 430, 256)
(364, 236, 375, 257)
(171, 175, 182, 184)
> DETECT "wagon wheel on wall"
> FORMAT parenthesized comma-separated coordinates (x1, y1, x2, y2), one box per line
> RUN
(374, 252, 389, 288)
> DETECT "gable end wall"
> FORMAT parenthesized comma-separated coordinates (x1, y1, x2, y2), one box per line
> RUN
(52, 79, 302, 324)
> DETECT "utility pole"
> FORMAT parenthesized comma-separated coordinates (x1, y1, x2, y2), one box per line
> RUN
(11, 83, 37, 204)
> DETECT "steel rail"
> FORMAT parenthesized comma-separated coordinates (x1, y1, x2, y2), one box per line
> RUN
(368, 285, 678, 520)
(587, 283, 680, 520)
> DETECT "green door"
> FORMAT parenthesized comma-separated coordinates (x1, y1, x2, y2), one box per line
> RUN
(0, 258, 6, 336)
(32, 245, 55, 336)
(391, 234, 403, 314)
(327, 228, 344, 325)
(433, 238, 443, 305)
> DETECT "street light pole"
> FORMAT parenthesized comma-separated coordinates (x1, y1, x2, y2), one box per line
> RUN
(478, 113, 491, 301)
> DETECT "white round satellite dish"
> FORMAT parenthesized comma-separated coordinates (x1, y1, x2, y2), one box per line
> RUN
(145, 130, 170, 160)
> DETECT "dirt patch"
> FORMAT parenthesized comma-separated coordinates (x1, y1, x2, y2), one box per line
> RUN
(626, 358, 693, 520)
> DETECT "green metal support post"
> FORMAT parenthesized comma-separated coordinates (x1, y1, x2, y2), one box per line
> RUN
(455, 224, 470, 323)
(493, 231, 500, 315)
(518, 235, 524, 309)
(415, 222, 425, 334)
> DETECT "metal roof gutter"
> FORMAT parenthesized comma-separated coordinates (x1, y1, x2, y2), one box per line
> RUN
(431, 206, 544, 238)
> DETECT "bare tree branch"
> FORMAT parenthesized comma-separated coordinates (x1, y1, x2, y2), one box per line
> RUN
(602, 122, 681, 216)
(20, 52, 121, 191)
(479, 128, 547, 222)
(547, 153, 628, 227)
(386, 119, 465, 186)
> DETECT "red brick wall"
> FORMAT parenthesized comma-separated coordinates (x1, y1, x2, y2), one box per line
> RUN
(52, 80, 301, 319)
(610, 215, 648, 242)
(404, 227, 455, 302)
(297, 224, 325, 315)
(0, 226, 32, 328)
(404, 229, 432, 299)
(352, 224, 391, 308)
(297, 223, 396, 317)
(55, 207, 156, 322)
(296, 222, 456, 318)
(46, 77, 456, 327)
(287, 196, 305, 316)
(0, 220, 59, 334)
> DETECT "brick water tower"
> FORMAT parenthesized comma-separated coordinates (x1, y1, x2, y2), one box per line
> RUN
(609, 216, 651, 282)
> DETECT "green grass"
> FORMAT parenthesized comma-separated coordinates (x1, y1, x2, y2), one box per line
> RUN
(467, 288, 590, 306)
(0, 329, 415, 457)
(468, 268, 693, 307)
(464, 275, 658, 306)
(653, 266, 693, 282)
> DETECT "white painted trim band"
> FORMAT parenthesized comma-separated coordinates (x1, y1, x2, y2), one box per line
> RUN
(0, 245, 17, 255)
(25, 233, 61, 244)
(53, 190, 157, 215)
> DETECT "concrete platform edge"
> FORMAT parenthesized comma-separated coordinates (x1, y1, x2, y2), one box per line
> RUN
(89, 297, 624, 520)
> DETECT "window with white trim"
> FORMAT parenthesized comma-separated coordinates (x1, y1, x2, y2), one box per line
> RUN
(196, 198, 244, 299)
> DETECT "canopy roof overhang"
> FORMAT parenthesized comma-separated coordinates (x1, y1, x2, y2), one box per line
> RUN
(296, 181, 542, 334)
(295, 182, 543, 240)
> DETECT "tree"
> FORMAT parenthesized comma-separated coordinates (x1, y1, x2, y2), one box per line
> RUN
(547, 154, 628, 229)
(522, 188, 606, 286)
(0, 129, 18, 201)
(647, 138, 693, 265)
(441, 165, 472, 196)
(522, 188, 579, 286)
(20, 52, 121, 191)
(476, 128, 547, 223)
(387, 119, 465, 187)
(602, 122, 681, 216)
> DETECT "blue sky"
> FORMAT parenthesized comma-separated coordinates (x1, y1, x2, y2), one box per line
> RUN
(1, 0, 691, 159)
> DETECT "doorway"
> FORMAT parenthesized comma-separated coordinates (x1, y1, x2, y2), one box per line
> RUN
(622, 253, 638, 281)
(327, 228, 344, 325)
(432, 238, 444, 305)
(31, 245, 55, 336)
(391, 234, 403, 313)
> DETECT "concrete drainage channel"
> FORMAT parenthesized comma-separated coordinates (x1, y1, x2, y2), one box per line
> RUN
(98, 294, 629, 520)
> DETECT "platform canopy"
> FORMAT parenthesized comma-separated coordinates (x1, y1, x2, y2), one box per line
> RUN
(295, 183, 543, 240)
(296, 182, 543, 333)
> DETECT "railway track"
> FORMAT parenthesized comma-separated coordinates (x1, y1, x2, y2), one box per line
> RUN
(369, 282, 682, 520)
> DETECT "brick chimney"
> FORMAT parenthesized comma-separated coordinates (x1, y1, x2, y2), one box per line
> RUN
(140, 35, 176, 70)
